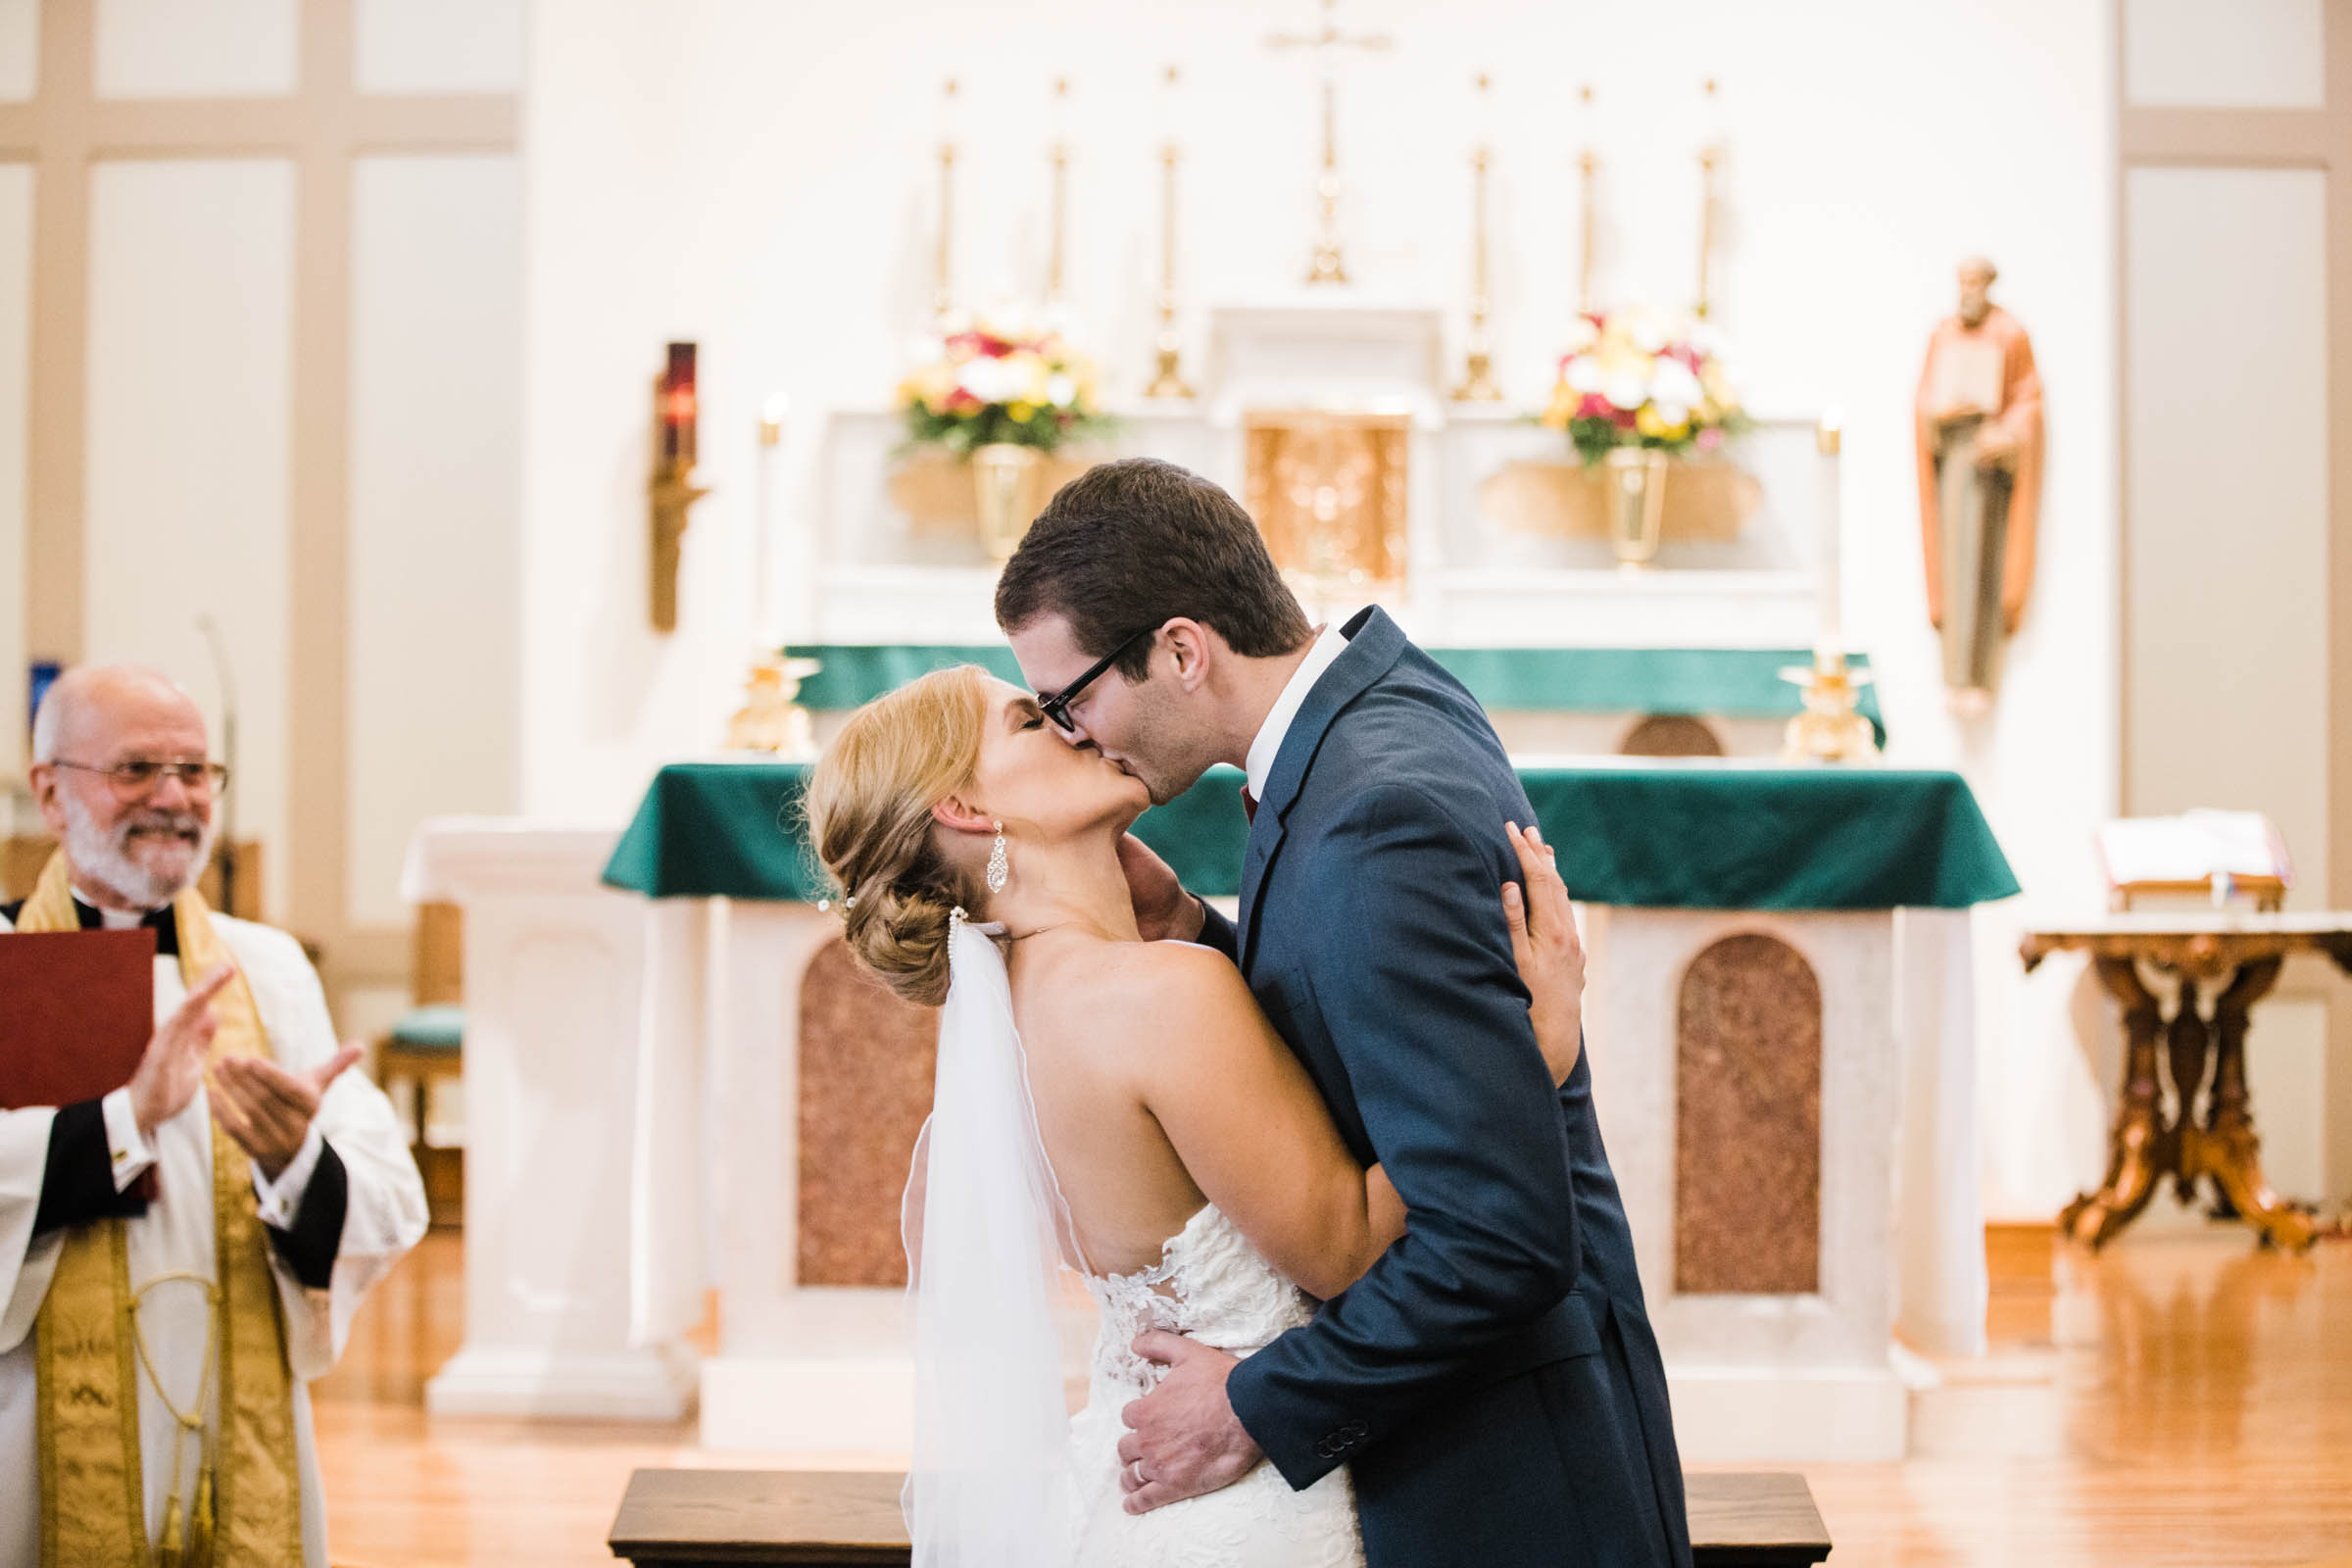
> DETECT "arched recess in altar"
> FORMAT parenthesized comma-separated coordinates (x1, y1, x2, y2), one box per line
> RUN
(796, 937, 938, 1288)
(1674, 933, 1822, 1296)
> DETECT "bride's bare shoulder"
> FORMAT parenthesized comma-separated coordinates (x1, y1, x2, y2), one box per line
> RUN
(1032, 935, 1253, 1027)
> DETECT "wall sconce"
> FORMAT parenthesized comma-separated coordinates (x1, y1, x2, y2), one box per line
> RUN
(650, 341, 710, 633)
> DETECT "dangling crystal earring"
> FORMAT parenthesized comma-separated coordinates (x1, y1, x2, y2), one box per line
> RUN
(986, 822, 1009, 895)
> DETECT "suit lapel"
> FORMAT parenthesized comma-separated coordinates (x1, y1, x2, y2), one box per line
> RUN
(1235, 607, 1409, 969)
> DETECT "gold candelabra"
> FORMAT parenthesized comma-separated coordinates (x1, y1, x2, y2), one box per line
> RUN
(1577, 85, 1597, 314)
(1781, 417, 1878, 762)
(1695, 78, 1721, 319)
(933, 78, 958, 319)
(1452, 74, 1500, 402)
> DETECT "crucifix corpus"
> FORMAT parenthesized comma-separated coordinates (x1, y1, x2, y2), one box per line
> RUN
(1266, 0, 1392, 285)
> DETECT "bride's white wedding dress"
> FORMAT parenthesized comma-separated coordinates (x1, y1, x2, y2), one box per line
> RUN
(1066, 1204, 1364, 1566)
(905, 918, 1359, 1567)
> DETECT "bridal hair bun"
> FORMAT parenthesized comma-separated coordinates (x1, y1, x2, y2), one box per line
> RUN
(803, 663, 991, 1007)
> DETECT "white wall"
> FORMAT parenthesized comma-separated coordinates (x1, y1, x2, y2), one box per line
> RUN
(84, 160, 297, 919)
(0, 167, 28, 778)
(518, 0, 2122, 1216)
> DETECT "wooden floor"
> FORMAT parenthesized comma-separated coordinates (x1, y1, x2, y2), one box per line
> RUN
(312, 1228, 2352, 1567)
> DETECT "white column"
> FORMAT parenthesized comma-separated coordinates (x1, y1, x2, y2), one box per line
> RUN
(404, 820, 698, 1420)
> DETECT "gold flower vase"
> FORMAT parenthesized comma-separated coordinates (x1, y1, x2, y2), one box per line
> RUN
(971, 443, 1049, 562)
(1603, 447, 1672, 569)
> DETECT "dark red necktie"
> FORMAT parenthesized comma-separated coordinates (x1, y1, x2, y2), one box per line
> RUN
(1241, 787, 1258, 823)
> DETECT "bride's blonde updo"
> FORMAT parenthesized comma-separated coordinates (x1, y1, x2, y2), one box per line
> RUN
(802, 663, 991, 1006)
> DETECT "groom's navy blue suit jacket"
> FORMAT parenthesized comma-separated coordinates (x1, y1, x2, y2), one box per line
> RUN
(1199, 607, 1690, 1568)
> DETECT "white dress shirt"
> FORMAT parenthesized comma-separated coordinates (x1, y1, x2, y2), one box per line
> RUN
(1244, 615, 1356, 804)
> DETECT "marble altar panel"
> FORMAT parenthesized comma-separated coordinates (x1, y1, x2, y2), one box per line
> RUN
(797, 937, 937, 1288)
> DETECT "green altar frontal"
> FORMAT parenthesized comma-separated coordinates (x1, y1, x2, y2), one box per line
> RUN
(603, 760, 2017, 910)
(781, 644, 1887, 743)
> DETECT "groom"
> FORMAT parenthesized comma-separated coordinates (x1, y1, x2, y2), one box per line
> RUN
(999, 459, 1690, 1567)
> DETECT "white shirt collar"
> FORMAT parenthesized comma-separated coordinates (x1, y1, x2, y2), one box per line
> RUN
(1245, 615, 1356, 802)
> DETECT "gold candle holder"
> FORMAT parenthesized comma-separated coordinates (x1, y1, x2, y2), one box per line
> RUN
(649, 343, 708, 635)
(1453, 75, 1501, 402)
(1146, 138, 1194, 398)
(1695, 78, 1722, 319)
(933, 78, 958, 319)
(1577, 85, 1597, 314)
(1046, 77, 1070, 306)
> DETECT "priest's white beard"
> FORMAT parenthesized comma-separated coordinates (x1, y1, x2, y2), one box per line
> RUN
(57, 788, 215, 909)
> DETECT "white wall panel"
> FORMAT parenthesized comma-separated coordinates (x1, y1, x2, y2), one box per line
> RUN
(347, 154, 522, 927)
(85, 160, 294, 917)
(95, 0, 297, 98)
(0, 167, 27, 773)
(2125, 167, 2329, 900)
(2125, 0, 2325, 109)
(0, 0, 37, 102)
(356, 0, 524, 95)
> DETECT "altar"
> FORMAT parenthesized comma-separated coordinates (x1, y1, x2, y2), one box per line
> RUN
(406, 759, 2015, 1463)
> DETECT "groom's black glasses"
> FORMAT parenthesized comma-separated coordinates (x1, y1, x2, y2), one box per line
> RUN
(1036, 625, 1158, 734)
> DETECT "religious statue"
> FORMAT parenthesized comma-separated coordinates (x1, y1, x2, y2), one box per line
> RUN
(1914, 257, 2042, 707)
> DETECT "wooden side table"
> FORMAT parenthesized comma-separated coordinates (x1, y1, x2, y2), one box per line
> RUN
(2021, 914, 2352, 1251)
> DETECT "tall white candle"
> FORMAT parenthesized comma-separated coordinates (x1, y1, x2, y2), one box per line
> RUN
(757, 393, 790, 647)
(1816, 410, 1842, 662)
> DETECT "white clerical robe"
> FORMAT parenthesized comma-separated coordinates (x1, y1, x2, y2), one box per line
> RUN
(0, 906, 428, 1567)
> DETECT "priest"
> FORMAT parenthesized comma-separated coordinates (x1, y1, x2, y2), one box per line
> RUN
(0, 664, 427, 1567)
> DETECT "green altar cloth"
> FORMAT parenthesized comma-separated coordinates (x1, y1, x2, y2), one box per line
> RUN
(783, 644, 1886, 742)
(602, 760, 2016, 910)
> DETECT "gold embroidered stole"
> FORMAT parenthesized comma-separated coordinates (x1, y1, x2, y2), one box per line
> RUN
(19, 851, 304, 1565)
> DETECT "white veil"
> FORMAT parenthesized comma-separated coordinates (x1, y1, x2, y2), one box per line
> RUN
(901, 912, 1082, 1567)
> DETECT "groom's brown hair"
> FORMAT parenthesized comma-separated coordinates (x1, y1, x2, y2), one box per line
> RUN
(994, 458, 1310, 680)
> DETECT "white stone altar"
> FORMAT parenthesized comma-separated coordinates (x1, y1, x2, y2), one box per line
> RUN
(405, 811, 1984, 1462)
(1582, 905, 1984, 1463)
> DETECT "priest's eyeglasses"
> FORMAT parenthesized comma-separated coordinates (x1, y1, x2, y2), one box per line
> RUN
(1036, 626, 1157, 734)
(53, 759, 230, 796)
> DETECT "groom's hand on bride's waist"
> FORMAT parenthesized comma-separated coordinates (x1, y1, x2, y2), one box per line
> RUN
(1119, 1330, 1260, 1513)
(1118, 834, 1209, 944)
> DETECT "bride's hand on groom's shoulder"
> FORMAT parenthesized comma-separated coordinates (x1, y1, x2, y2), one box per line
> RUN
(1504, 821, 1585, 1087)
(1118, 832, 1208, 944)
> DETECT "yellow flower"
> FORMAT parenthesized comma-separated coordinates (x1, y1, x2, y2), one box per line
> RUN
(1635, 406, 1690, 443)
(1008, 401, 1037, 423)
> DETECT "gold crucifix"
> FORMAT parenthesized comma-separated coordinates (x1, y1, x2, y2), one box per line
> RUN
(1266, 0, 1392, 285)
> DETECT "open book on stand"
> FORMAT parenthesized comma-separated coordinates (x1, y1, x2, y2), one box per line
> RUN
(2096, 810, 2292, 910)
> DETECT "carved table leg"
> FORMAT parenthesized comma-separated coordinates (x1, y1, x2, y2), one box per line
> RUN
(2188, 958, 2314, 1251)
(2164, 978, 2210, 1207)
(2064, 956, 2170, 1249)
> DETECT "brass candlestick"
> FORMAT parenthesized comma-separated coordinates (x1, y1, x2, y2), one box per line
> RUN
(1781, 418, 1876, 761)
(1576, 85, 1597, 314)
(1695, 78, 1721, 319)
(933, 78, 958, 319)
(1453, 76, 1501, 402)
(1046, 77, 1070, 306)
(1145, 132, 1195, 398)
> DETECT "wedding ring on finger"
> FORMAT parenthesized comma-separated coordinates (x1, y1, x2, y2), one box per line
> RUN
(1131, 1457, 1148, 1487)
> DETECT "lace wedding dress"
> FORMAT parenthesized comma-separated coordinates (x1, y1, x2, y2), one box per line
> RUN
(1064, 1204, 1365, 1566)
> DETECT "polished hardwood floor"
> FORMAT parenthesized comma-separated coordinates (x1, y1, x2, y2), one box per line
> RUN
(312, 1228, 2352, 1567)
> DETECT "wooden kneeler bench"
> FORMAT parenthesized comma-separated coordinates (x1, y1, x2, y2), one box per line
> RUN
(611, 1468, 1832, 1566)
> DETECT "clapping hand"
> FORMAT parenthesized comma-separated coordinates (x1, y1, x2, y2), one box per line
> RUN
(127, 962, 235, 1136)
(209, 1044, 363, 1181)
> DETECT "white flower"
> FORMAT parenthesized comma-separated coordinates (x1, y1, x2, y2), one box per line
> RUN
(1046, 372, 1077, 408)
(1651, 401, 1690, 428)
(1627, 311, 1670, 355)
(1651, 360, 1703, 408)
(1562, 317, 1599, 354)
(1604, 370, 1650, 411)
(1565, 354, 1605, 394)
(957, 356, 1020, 403)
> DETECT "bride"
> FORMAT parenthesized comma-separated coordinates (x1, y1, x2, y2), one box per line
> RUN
(804, 665, 1587, 1567)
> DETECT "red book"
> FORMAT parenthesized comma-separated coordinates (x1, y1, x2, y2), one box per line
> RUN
(0, 929, 157, 1110)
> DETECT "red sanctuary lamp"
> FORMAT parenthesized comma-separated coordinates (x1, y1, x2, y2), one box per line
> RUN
(649, 341, 710, 632)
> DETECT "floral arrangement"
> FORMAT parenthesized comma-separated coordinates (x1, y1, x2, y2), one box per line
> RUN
(897, 312, 1114, 456)
(1539, 307, 1749, 466)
